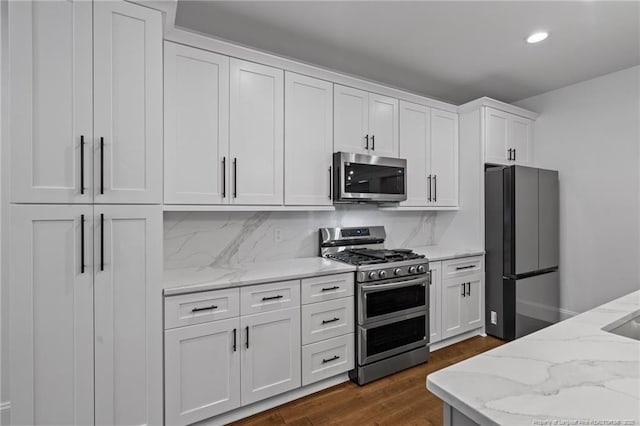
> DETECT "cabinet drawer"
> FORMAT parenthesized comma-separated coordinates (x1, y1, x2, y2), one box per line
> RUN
(302, 333, 354, 386)
(301, 273, 354, 305)
(164, 288, 240, 330)
(302, 297, 354, 345)
(443, 256, 483, 279)
(241, 280, 300, 315)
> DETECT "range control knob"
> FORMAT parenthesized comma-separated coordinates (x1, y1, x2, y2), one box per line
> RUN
(417, 265, 426, 274)
(368, 271, 379, 280)
(408, 266, 417, 274)
(394, 268, 402, 276)
(379, 270, 388, 279)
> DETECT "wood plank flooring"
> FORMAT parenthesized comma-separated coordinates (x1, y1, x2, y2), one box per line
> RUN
(231, 335, 504, 426)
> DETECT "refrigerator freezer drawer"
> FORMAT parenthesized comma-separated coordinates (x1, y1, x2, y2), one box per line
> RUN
(515, 271, 559, 339)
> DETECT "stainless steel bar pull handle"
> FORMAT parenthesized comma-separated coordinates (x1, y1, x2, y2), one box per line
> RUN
(427, 175, 432, 202)
(322, 317, 340, 325)
(365, 134, 369, 150)
(371, 135, 375, 151)
(456, 265, 475, 271)
(232, 328, 237, 352)
(80, 136, 85, 195)
(80, 214, 85, 274)
(328, 166, 332, 200)
(245, 326, 249, 349)
(507, 148, 512, 160)
(461, 283, 466, 297)
(321, 286, 340, 292)
(513, 149, 516, 161)
(466, 282, 471, 296)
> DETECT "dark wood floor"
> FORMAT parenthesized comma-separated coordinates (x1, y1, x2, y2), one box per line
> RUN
(231, 335, 504, 426)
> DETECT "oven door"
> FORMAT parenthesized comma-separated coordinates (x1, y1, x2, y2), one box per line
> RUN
(358, 310, 428, 365)
(359, 276, 428, 325)
(334, 152, 407, 202)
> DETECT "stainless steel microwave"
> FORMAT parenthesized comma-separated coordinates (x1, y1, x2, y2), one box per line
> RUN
(332, 152, 407, 203)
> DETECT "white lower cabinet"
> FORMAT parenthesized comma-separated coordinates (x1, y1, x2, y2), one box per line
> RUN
(165, 318, 241, 425)
(302, 334, 354, 386)
(10, 204, 163, 425)
(442, 273, 485, 339)
(302, 297, 354, 345)
(241, 307, 301, 405)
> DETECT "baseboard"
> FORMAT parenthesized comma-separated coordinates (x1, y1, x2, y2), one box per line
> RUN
(195, 374, 350, 426)
(430, 327, 486, 352)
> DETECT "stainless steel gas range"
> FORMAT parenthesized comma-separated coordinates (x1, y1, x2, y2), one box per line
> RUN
(319, 226, 430, 385)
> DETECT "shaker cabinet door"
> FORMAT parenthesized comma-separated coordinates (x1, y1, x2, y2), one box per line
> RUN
(93, 205, 163, 426)
(484, 107, 510, 165)
(442, 277, 466, 339)
(334, 84, 369, 155)
(241, 308, 301, 405)
(164, 42, 230, 205)
(430, 109, 459, 207)
(399, 101, 430, 207)
(368, 93, 399, 157)
(9, 0, 93, 203)
(10, 205, 94, 425)
(165, 319, 241, 426)
(284, 72, 333, 205)
(229, 59, 284, 205)
(93, 1, 163, 204)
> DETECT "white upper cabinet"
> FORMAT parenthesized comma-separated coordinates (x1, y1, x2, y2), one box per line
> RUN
(10, 205, 95, 425)
(9, 1, 93, 203)
(399, 101, 430, 206)
(284, 72, 333, 206)
(230, 59, 284, 205)
(334, 84, 398, 157)
(484, 107, 533, 166)
(399, 101, 458, 207)
(164, 42, 230, 205)
(10, 0, 162, 204)
(430, 109, 459, 207)
(509, 115, 534, 165)
(334, 85, 369, 155)
(93, 204, 163, 426)
(93, 1, 162, 204)
(368, 93, 399, 157)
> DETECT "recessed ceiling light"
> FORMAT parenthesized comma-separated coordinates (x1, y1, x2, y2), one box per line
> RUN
(526, 31, 549, 44)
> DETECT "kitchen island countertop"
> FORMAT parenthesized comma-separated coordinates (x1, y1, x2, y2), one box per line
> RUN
(427, 290, 640, 425)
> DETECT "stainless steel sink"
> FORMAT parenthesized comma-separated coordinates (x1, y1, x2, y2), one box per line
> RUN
(603, 310, 640, 341)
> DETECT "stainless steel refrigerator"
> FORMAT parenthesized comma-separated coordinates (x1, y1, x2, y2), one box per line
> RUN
(485, 165, 559, 341)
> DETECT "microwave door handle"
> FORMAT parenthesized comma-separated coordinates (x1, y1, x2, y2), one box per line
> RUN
(361, 276, 428, 292)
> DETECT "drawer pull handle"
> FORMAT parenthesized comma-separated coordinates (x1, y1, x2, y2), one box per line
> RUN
(321, 286, 340, 292)
(322, 355, 340, 364)
(322, 317, 340, 325)
(455, 265, 475, 270)
(262, 295, 284, 301)
(191, 305, 218, 313)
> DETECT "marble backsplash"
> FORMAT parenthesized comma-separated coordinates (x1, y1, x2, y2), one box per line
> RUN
(164, 205, 455, 269)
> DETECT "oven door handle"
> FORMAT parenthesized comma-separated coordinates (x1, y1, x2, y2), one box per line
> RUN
(361, 276, 428, 292)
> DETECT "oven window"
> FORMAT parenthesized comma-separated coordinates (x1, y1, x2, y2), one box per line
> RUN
(344, 163, 405, 195)
(366, 284, 425, 318)
(366, 315, 426, 357)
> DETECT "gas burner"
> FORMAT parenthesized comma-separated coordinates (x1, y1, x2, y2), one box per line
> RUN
(327, 248, 425, 266)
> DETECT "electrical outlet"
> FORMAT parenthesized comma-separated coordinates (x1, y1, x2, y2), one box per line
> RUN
(274, 227, 283, 243)
(490, 311, 498, 325)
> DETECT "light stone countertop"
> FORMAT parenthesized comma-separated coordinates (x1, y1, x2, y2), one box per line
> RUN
(410, 245, 485, 262)
(163, 257, 356, 296)
(427, 290, 640, 425)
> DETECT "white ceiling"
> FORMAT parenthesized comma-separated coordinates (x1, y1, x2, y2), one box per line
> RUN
(175, 1, 640, 105)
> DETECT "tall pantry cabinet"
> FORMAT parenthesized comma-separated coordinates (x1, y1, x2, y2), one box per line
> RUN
(8, 1, 163, 425)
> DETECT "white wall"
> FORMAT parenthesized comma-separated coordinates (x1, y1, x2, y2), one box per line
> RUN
(516, 66, 640, 315)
